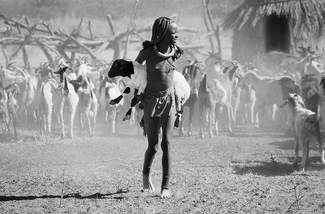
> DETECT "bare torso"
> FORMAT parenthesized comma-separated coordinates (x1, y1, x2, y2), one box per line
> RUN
(136, 47, 175, 93)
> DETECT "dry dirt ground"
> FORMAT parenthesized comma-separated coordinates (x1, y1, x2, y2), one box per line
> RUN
(1, 118, 325, 214)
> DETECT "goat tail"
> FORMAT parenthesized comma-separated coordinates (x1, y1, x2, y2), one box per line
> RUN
(199, 74, 208, 92)
(90, 89, 94, 100)
(304, 114, 320, 133)
(64, 77, 69, 96)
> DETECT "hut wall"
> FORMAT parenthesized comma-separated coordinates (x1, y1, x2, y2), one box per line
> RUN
(231, 20, 264, 64)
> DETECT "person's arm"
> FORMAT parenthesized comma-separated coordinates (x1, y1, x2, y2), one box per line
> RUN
(135, 49, 146, 64)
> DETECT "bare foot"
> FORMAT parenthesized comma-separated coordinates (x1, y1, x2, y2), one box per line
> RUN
(161, 189, 172, 199)
(142, 174, 155, 192)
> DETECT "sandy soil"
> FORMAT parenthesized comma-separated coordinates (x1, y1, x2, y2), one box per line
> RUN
(0, 120, 325, 214)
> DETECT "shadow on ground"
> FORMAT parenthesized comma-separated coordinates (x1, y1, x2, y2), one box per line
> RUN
(0, 189, 128, 202)
(232, 157, 325, 177)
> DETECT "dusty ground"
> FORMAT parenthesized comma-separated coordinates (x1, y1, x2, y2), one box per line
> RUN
(1, 119, 325, 214)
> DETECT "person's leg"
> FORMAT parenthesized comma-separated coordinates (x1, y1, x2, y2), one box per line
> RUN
(160, 113, 176, 198)
(142, 113, 161, 192)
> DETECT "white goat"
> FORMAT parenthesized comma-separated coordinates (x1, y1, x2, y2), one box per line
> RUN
(198, 73, 227, 138)
(38, 79, 57, 134)
(280, 93, 325, 171)
(107, 59, 190, 122)
(53, 67, 79, 139)
(70, 75, 98, 137)
(0, 82, 19, 136)
(98, 76, 124, 134)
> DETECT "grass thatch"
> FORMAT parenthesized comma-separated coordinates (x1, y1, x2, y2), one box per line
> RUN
(222, 0, 325, 38)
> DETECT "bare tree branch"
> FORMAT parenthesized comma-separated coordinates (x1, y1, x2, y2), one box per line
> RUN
(123, 0, 140, 59)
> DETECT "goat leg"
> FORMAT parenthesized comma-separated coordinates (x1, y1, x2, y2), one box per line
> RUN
(293, 136, 300, 168)
(301, 139, 309, 172)
(316, 135, 325, 164)
(123, 108, 133, 121)
(110, 95, 123, 105)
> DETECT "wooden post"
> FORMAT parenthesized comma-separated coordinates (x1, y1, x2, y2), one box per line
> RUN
(205, 0, 222, 57)
(35, 38, 54, 66)
(106, 14, 116, 36)
(88, 20, 94, 40)
(215, 25, 221, 57)
(9, 34, 31, 60)
(1, 46, 9, 66)
(22, 46, 30, 69)
(202, 0, 214, 53)
(76, 18, 83, 37)
(123, 0, 139, 59)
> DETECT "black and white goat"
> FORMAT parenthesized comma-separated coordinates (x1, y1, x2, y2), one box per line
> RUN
(107, 59, 190, 126)
(280, 93, 325, 171)
(53, 67, 79, 139)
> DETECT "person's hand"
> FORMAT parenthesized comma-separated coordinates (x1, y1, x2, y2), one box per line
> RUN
(172, 45, 184, 60)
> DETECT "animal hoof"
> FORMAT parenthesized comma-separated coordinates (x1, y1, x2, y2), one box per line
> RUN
(178, 130, 184, 137)
(123, 115, 131, 121)
(139, 117, 145, 128)
(292, 162, 299, 170)
(109, 100, 117, 105)
(228, 132, 234, 137)
(199, 132, 204, 139)
(174, 114, 181, 128)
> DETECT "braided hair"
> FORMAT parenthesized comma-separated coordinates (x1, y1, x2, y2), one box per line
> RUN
(142, 17, 171, 48)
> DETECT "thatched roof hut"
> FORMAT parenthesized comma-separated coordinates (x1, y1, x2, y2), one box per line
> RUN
(222, 0, 325, 64)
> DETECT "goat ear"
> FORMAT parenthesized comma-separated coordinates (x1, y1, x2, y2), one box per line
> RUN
(182, 66, 188, 75)
(279, 100, 288, 108)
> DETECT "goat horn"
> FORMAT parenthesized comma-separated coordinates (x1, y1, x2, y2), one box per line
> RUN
(279, 101, 288, 108)
(196, 66, 204, 75)
(15, 67, 27, 78)
(6, 62, 15, 69)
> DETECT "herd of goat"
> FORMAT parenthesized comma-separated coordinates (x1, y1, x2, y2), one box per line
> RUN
(1, 51, 325, 170)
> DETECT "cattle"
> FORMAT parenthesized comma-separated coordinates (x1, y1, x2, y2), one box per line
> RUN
(280, 93, 325, 171)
